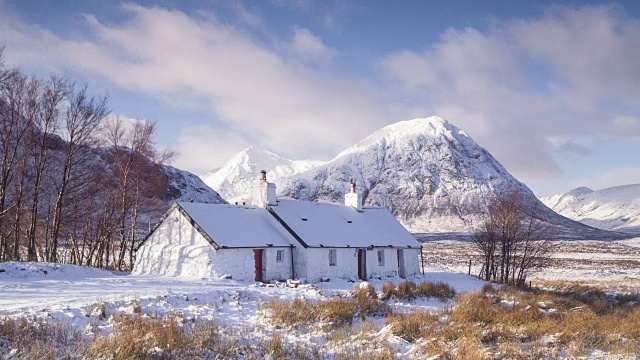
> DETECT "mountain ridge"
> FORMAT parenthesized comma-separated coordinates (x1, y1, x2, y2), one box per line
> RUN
(540, 184, 640, 234)
(203, 116, 631, 240)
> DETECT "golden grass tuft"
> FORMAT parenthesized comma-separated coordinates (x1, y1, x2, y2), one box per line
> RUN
(382, 280, 457, 301)
(386, 310, 438, 342)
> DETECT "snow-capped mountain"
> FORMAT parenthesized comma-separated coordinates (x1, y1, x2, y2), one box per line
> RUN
(540, 184, 640, 234)
(204, 116, 629, 240)
(202, 147, 323, 204)
(279, 117, 520, 232)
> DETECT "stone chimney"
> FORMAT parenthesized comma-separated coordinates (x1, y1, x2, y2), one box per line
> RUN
(256, 169, 277, 208)
(344, 179, 362, 211)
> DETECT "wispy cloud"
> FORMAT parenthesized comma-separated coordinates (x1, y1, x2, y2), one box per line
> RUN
(288, 26, 336, 62)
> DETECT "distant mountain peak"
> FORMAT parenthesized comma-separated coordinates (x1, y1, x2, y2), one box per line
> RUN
(540, 183, 640, 234)
(202, 146, 324, 203)
(566, 186, 594, 197)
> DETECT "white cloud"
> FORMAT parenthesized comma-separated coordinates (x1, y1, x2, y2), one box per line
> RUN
(611, 115, 640, 136)
(2, 3, 639, 189)
(289, 26, 336, 61)
(175, 124, 250, 174)
(572, 167, 640, 191)
(381, 5, 640, 183)
(0, 4, 391, 172)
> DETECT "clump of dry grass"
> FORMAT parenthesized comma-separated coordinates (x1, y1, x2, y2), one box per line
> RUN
(263, 297, 316, 327)
(334, 343, 396, 360)
(87, 315, 191, 358)
(264, 284, 391, 331)
(353, 283, 391, 318)
(417, 281, 456, 301)
(386, 310, 438, 342)
(445, 286, 640, 357)
(0, 316, 86, 359)
(264, 296, 357, 330)
(382, 280, 456, 301)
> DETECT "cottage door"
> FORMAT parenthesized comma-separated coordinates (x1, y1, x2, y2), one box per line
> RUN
(357, 249, 367, 280)
(397, 249, 406, 278)
(254, 249, 264, 282)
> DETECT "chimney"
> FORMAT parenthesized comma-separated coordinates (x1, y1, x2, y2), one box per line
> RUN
(345, 179, 362, 211)
(256, 169, 277, 208)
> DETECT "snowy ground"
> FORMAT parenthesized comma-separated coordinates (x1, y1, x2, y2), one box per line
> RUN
(422, 238, 640, 293)
(0, 262, 486, 358)
(2, 239, 638, 358)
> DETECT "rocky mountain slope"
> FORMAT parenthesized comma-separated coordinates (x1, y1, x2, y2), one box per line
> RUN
(540, 184, 640, 234)
(163, 165, 227, 204)
(203, 117, 629, 240)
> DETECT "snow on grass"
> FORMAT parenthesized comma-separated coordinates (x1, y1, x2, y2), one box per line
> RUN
(2, 261, 640, 358)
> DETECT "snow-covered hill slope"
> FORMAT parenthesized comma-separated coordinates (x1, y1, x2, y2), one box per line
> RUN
(204, 117, 628, 240)
(163, 165, 227, 204)
(202, 147, 323, 204)
(540, 184, 640, 234)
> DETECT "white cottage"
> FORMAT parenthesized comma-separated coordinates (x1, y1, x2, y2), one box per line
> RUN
(132, 203, 297, 281)
(133, 171, 422, 282)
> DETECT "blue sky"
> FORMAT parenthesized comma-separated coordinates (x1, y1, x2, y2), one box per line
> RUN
(1, 0, 639, 196)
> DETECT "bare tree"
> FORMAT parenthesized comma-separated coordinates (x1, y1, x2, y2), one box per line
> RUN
(24, 76, 68, 261)
(0, 71, 31, 260)
(48, 86, 108, 262)
(0, 48, 174, 270)
(473, 187, 556, 287)
(105, 117, 174, 270)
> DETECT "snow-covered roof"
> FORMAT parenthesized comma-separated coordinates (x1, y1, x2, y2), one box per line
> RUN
(269, 199, 421, 248)
(176, 202, 297, 248)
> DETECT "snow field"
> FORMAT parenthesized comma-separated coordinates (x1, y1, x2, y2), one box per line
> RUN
(422, 239, 640, 293)
(0, 262, 486, 358)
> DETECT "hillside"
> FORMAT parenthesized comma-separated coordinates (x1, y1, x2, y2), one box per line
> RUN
(541, 184, 640, 234)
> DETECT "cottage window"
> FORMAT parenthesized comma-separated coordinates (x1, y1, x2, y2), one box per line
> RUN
(276, 250, 284, 263)
(329, 249, 337, 266)
(377, 250, 385, 266)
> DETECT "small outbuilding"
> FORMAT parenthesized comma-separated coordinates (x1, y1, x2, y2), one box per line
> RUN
(133, 171, 423, 282)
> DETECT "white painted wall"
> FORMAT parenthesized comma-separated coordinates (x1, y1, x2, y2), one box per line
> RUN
(297, 248, 359, 283)
(366, 248, 399, 279)
(133, 208, 293, 281)
(133, 208, 216, 278)
(403, 248, 421, 277)
(291, 247, 422, 282)
(264, 247, 293, 281)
